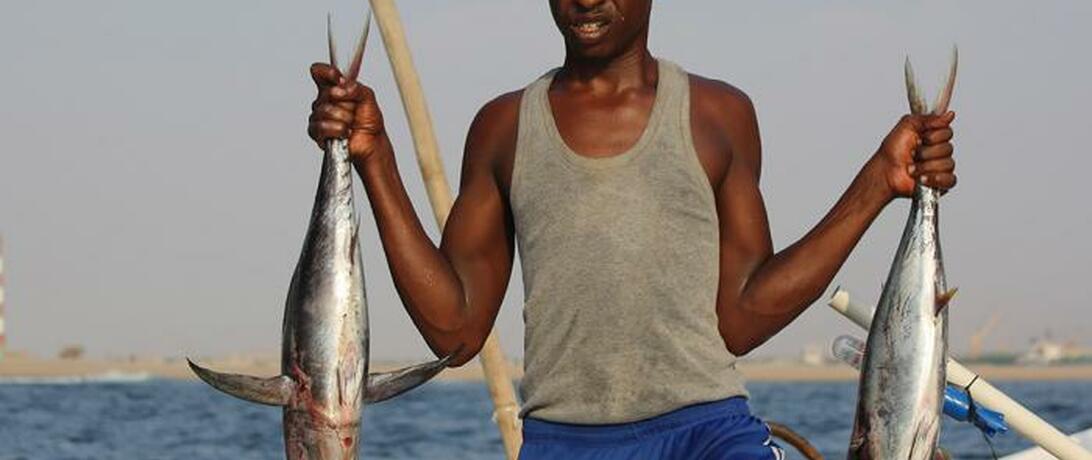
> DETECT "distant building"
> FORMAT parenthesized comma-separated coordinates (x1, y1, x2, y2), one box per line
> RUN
(1017, 337, 1091, 365)
(800, 344, 827, 366)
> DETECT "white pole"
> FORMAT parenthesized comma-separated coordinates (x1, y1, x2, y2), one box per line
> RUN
(830, 287, 1092, 460)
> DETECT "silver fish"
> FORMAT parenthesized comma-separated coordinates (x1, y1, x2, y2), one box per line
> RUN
(187, 13, 450, 459)
(848, 48, 959, 460)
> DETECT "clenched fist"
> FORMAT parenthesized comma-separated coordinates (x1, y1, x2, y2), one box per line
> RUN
(873, 112, 957, 198)
(307, 63, 389, 163)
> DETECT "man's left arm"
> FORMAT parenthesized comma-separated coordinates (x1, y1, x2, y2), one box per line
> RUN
(699, 83, 956, 356)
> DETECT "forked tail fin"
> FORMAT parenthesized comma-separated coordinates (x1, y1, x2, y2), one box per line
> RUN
(187, 358, 294, 406)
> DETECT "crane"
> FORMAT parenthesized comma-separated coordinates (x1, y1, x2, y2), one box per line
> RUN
(969, 312, 1002, 360)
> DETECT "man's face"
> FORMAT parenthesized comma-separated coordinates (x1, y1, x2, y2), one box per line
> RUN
(549, 0, 652, 59)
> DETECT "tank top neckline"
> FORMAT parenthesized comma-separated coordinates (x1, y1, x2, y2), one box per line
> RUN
(538, 59, 671, 170)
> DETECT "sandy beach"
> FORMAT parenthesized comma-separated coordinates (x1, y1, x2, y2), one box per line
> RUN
(2, 350, 1091, 382)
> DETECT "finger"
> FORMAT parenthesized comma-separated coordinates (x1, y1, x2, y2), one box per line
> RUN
(925, 111, 956, 129)
(308, 122, 324, 147)
(343, 82, 368, 102)
(911, 157, 955, 177)
(922, 127, 953, 145)
(310, 120, 349, 141)
(900, 114, 927, 132)
(313, 104, 354, 125)
(329, 82, 371, 103)
(310, 63, 342, 87)
(308, 121, 344, 143)
(311, 87, 333, 110)
(921, 173, 957, 190)
(918, 142, 953, 161)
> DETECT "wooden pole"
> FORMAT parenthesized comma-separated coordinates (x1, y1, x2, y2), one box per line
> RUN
(365, 1, 523, 458)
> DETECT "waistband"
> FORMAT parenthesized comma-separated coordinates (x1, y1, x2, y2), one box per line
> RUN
(521, 397, 751, 445)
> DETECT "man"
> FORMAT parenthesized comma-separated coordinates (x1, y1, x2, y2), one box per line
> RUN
(307, 0, 956, 458)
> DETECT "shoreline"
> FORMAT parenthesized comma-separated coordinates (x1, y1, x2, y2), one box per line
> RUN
(3, 353, 1092, 382)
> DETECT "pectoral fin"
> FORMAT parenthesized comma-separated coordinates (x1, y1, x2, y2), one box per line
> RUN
(364, 354, 453, 404)
(935, 288, 959, 315)
(187, 358, 294, 406)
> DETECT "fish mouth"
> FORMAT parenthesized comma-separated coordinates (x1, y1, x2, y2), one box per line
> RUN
(567, 16, 612, 44)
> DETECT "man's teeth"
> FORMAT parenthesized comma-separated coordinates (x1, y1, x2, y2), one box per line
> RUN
(576, 21, 606, 33)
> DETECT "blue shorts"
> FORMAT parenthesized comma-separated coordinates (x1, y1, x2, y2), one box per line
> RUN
(519, 397, 785, 460)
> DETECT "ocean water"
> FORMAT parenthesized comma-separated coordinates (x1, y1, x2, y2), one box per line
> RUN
(0, 378, 1088, 459)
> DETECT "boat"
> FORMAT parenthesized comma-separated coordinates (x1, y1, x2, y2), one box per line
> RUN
(1003, 428, 1092, 460)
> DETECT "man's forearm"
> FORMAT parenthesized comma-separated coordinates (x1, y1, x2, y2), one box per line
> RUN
(723, 159, 893, 353)
(353, 138, 470, 353)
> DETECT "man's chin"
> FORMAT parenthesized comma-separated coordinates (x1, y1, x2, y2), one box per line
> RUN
(566, 42, 618, 61)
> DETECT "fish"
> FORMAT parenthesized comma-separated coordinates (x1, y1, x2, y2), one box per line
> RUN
(186, 13, 451, 459)
(847, 47, 959, 460)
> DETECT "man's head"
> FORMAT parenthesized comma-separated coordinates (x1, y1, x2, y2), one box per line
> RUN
(549, 0, 652, 60)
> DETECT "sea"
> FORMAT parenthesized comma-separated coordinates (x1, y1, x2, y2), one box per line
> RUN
(0, 377, 1088, 459)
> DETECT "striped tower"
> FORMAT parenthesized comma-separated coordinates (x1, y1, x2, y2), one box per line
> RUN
(0, 235, 6, 361)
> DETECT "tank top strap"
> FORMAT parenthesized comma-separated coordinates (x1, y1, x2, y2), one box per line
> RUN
(645, 59, 697, 163)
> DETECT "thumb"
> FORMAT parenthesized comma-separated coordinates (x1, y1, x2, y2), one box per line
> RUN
(901, 114, 928, 133)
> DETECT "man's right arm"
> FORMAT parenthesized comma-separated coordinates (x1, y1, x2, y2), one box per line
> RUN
(308, 63, 519, 366)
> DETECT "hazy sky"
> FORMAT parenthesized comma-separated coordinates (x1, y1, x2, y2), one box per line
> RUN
(1, 1, 1089, 362)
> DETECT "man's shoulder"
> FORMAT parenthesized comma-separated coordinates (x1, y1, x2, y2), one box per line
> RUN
(462, 89, 524, 178)
(469, 90, 523, 141)
(478, 90, 524, 122)
(681, 71, 762, 178)
(685, 72, 756, 126)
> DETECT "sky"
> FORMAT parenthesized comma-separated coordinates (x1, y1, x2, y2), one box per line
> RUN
(0, 1, 1089, 362)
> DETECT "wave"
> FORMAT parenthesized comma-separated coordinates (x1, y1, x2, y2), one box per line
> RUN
(0, 370, 154, 385)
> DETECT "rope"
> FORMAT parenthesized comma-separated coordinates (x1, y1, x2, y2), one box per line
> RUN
(491, 403, 523, 430)
(963, 375, 999, 460)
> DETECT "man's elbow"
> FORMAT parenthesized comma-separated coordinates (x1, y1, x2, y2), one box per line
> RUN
(723, 335, 762, 357)
(720, 324, 771, 357)
(443, 344, 479, 368)
(429, 331, 488, 368)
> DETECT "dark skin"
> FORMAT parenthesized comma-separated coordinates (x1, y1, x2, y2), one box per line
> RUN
(308, 0, 957, 366)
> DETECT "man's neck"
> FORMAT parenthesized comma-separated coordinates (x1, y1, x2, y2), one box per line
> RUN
(558, 45, 657, 94)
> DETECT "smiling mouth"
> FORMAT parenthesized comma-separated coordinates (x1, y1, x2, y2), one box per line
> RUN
(569, 19, 611, 42)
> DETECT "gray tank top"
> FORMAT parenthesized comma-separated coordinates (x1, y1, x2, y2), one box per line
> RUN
(511, 59, 748, 424)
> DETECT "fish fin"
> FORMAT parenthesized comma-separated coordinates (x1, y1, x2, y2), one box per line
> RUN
(187, 358, 294, 406)
(847, 424, 869, 460)
(932, 46, 959, 115)
(905, 56, 927, 115)
(363, 354, 453, 404)
(344, 13, 371, 81)
(935, 287, 959, 315)
(326, 14, 339, 71)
